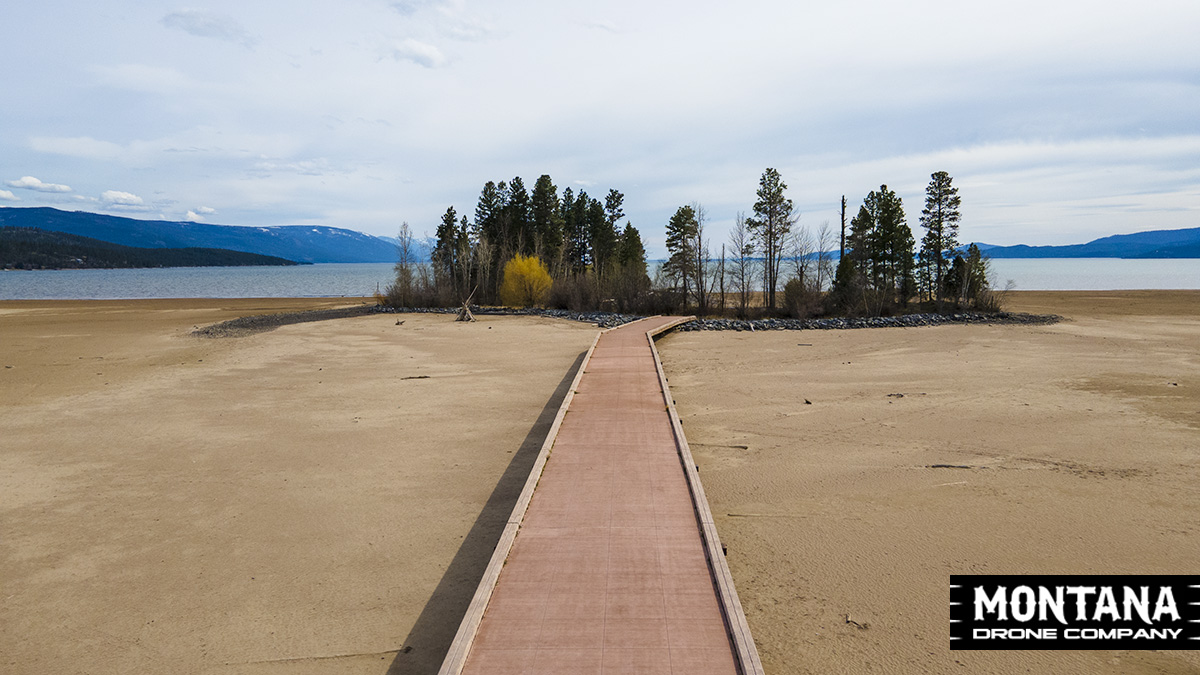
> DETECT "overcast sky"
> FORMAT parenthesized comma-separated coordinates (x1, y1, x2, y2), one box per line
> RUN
(2, 0, 1197, 256)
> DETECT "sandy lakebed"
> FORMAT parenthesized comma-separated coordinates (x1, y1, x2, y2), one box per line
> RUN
(658, 291, 1200, 675)
(0, 299, 597, 674)
(1, 291, 1198, 674)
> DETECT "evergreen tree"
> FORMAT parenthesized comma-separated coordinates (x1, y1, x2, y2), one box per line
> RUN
(919, 170, 962, 306)
(455, 214, 473, 297)
(560, 187, 585, 274)
(474, 182, 507, 301)
(580, 192, 618, 276)
(505, 176, 532, 255)
(616, 223, 647, 276)
(604, 189, 625, 232)
(612, 223, 650, 312)
(432, 206, 459, 290)
(664, 205, 699, 302)
(475, 182, 503, 249)
(586, 196, 614, 275)
(845, 185, 915, 308)
(946, 243, 989, 307)
(565, 189, 593, 273)
(530, 174, 564, 264)
(746, 168, 794, 309)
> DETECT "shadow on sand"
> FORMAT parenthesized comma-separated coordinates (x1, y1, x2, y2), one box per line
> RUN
(387, 350, 587, 674)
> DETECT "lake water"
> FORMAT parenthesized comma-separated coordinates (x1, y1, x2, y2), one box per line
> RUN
(0, 263, 397, 300)
(1, 259, 1198, 300)
(986, 259, 1200, 291)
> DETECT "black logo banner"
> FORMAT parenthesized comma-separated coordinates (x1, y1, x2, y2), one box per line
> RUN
(951, 575, 1200, 650)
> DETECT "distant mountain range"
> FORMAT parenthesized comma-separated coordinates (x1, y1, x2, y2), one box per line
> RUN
(2, 205, 1197, 264)
(1, 227, 298, 270)
(0, 207, 416, 264)
(976, 226, 1200, 259)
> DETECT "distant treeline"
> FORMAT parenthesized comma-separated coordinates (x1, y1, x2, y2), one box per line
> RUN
(386, 176, 656, 312)
(0, 227, 300, 270)
(384, 169, 999, 318)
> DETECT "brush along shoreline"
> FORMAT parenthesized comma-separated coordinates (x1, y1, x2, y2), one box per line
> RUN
(195, 304, 1060, 338)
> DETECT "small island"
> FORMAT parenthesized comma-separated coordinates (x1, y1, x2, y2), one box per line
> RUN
(0, 227, 300, 270)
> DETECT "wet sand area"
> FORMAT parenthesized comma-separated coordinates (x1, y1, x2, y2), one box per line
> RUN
(448, 316, 761, 675)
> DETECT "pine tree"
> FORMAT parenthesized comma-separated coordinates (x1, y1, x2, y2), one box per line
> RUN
(505, 176, 532, 255)
(560, 187, 584, 274)
(475, 182, 503, 248)
(579, 191, 620, 277)
(616, 223, 647, 274)
(919, 170, 963, 306)
(530, 174, 563, 264)
(604, 190, 625, 232)
(474, 182, 508, 300)
(612, 223, 650, 312)
(432, 206, 458, 288)
(846, 186, 915, 308)
(664, 205, 698, 303)
(564, 189, 593, 273)
(455, 214, 472, 297)
(746, 168, 794, 309)
(586, 197, 614, 276)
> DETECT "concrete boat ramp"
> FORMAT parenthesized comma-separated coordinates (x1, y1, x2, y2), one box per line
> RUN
(439, 316, 764, 675)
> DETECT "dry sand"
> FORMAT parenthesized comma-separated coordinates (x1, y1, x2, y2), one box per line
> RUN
(658, 291, 1200, 674)
(0, 299, 597, 674)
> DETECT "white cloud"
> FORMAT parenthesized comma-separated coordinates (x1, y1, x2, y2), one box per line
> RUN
(3, 0, 1198, 249)
(161, 10, 256, 48)
(186, 206, 216, 221)
(7, 176, 72, 193)
(0, 189, 19, 201)
(101, 190, 145, 206)
(390, 38, 447, 68)
(30, 136, 124, 160)
(29, 129, 302, 165)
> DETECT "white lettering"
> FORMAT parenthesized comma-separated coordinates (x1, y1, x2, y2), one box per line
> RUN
(1066, 586, 1096, 620)
(1123, 586, 1152, 624)
(1011, 586, 1037, 622)
(975, 586, 1007, 621)
(1065, 627, 1183, 641)
(1095, 587, 1120, 621)
(1153, 587, 1180, 622)
(1039, 586, 1067, 624)
(974, 628, 1058, 640)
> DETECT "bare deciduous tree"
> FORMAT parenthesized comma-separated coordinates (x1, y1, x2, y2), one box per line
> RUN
(691, 202, 711, 315)
(386, 221, 418, 306)
(787, 222, 813, 289)
(728, 212, 756, 318)
(816, 219, 835, 291)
